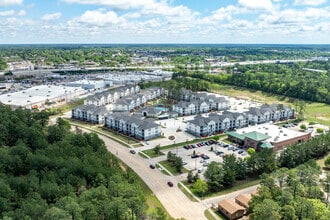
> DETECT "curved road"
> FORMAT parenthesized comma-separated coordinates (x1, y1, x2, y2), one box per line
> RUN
(95, 132, 207, 220)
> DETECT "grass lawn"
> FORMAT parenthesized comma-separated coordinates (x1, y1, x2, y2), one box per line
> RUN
(210, 84, 330, 127)
(49, 99, 84, 116)
(183, 178, 260, 199)
(97, 127, 140, 145)
(159, 160, 189, 175)
(178, 183, 199, 202)
(204, 209, 219, 220)
(211, 208, 227, 220)
(317, 152, 330, 169)
(142, 149, 165, 158)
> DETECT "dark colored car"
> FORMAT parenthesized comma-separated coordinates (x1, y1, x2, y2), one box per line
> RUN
(130, 149, 136, 154)
(167, 181, 174, 187)
(202, 155, 210, 160)
(238, 150, 244, 154)
(149, 164, 155, 169)
(191, 154, 199, 158)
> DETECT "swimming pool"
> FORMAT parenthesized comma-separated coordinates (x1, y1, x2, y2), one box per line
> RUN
(155, 106, 168, 112)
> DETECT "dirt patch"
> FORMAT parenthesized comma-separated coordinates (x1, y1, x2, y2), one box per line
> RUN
(317, 116, 330, 122)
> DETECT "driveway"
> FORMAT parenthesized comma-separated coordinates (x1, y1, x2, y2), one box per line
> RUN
(81, 128, 208, 220)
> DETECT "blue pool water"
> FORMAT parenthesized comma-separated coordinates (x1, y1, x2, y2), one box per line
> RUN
(155, 106, 168, 112)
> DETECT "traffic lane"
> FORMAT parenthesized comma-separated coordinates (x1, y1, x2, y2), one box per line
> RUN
(95, 133, 207, 220)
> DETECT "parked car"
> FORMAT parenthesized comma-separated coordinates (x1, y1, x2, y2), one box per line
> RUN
(183, 145, 189, 150)
(130, 149, 136, 154)
(202, 154, 210, 160)
(182, 161, 187, 165)
(149, 164, 155, 169)
(228, 146, 234, 150)
(167, 181, 174, 187)
(198, 168, 204, 173)
(238, 150, 244, 154)
(191, 154, 199, 158)
(203, 162, 210, 167)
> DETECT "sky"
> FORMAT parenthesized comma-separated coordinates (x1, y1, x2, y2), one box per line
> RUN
(0, 0, 329, 44)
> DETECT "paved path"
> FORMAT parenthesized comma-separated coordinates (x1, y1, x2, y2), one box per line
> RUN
(78, 126, 208, 220)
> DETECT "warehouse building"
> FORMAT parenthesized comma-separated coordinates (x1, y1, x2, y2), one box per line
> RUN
(0, 85, 85, 109)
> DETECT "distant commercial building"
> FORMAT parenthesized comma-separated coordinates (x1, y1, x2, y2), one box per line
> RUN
(66, 79, 108, 90)
(0, 85, 85, 109)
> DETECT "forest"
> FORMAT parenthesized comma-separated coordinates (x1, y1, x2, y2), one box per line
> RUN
(0, 105, 147, 219)
(249, 162, 330, 220)
(187, 61, 330, 104)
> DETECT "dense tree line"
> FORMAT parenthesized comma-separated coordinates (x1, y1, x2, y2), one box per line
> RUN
(249, 161, 330, 220)
(203, 149, 277, 192)
(187, 62, 330, 104)
(278, 132, 330, 168)
(0, 105, 147, 219)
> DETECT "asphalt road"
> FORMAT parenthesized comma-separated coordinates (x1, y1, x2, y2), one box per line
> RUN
(89, 131, 207, 220)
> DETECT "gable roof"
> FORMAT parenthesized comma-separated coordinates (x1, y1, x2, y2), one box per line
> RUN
(235, 194, 252, 208)
(226, 131, 245, 140)
(218, 199, 245, 215)
(245, 131, 271, 141)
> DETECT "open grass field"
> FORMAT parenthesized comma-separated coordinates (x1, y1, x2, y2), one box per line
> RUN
(210, 84, 330, 127)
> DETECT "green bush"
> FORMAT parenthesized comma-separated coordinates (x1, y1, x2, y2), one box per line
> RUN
(300, 124, 307, 130)
(316, 128, 324, 133)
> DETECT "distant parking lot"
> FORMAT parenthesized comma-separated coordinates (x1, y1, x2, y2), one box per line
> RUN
(162, 140, 248, 175)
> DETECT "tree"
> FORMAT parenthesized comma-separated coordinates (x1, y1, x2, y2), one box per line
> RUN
(204, 162, 223, 191)
(300, 124, 307, 130)
(324, 156, 330, 168)
(247, 147, 256, 155)
(250, 199, 281, 220)
(213, 135, 220, 142)
(187, 171, 194, 184)
(43, 207, 71, 220)
(175, 156, 183, 173)
(281, 205, 297, 220)
(153, 145, 161, 155)
(193, 179, 208, 198)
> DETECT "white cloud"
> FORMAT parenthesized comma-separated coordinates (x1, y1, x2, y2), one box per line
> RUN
(41, 12, 62, 21)
(18, 9, 26, 16)
(0, 0, 23, 6)
(223, 19, 253, 30)
(0, 10, 15, 16)
(0, 9, 25, 16)
(294, 0, 327, 6)
(71, 9, 125, 26)
(239, 0, 274, 11)
(62, 0, 154, 10)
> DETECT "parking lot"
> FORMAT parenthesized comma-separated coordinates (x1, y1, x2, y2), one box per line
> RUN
(162, 140, 248, 175)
